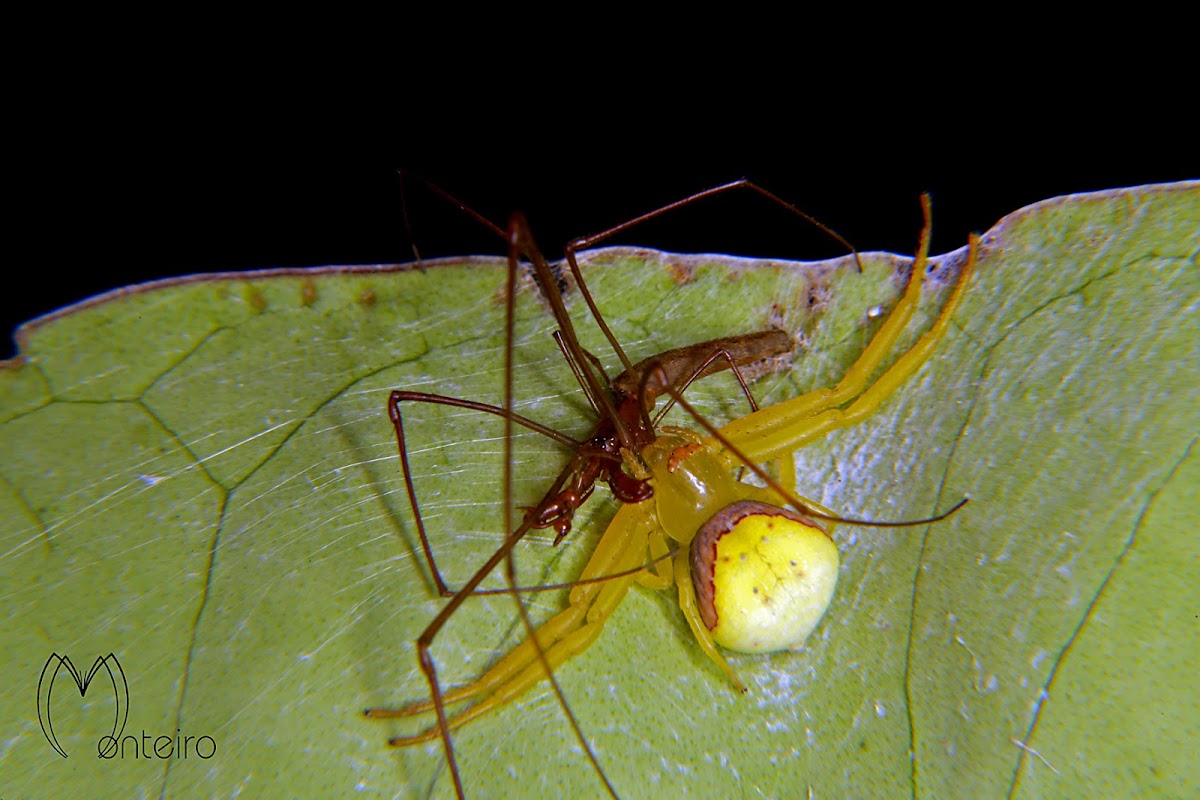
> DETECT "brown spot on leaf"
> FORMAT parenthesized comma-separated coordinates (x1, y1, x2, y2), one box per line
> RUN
(244, 286, 266, 312)
(667, 257, 695, 286)
(300, 278, 317, 306)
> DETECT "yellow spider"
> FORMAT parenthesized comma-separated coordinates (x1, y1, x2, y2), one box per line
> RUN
(369, 190, 978, 779)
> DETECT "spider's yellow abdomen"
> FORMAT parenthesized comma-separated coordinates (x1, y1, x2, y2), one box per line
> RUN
(691, 501, 839, 653)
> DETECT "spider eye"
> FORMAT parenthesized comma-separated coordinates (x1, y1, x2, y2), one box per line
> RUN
(691, 500, 839, 653)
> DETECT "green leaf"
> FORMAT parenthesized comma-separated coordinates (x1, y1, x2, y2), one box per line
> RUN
(2, 183, 1196, 799)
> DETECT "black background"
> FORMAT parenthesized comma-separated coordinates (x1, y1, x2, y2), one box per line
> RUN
(8, 98, 1194, 360)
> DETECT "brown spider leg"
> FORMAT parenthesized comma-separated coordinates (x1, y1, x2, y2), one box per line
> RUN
(562, 179, 863, 378)
(389, 390, 580, 597)
(399, 170, 509, 241)
(378, 236, 528, 799)
(373, 210, 621, 800)
(579, 345, 611, 384)
(551, 331, 607, 418)
(509, 211, 634, 456)
(373, 514, 546, 798)
(504, 213, 619, 799)
(471, 543, 679, 596)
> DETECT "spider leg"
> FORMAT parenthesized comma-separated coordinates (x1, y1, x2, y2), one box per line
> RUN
(673, 545, 746, 692)
(772, 453, 839, 522)
(721, 195, 934, 460)
(726, 214, 977, 464)
(637, 529, 674, 590)
(378, 502, 653, 743)
(755, 234, 979, 455)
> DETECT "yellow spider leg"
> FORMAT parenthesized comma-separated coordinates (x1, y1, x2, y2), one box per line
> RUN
(770, 453, 839, 529)
(777, 454, 796, 504)
(674, 547, 747, 692)
(637, 529, 674, 590)
(383, 503, 652, 743)
(722, 195, 937, 462)
(378, 601, 592, 724)
(568, 501, 656, 608)
(727, 225, 977, 465)
(388, 611, 623, 744)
